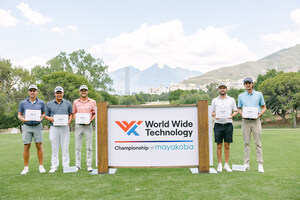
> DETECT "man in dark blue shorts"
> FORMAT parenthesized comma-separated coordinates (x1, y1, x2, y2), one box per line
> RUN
(211, 83, 238, 172)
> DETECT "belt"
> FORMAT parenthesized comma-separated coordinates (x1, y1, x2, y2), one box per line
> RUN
(25, 123, 40, 126)
(78, 123, 91, 126)
(244, 118, 257, 120)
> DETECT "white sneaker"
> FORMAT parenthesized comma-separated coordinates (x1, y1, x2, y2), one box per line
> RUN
(76, 166, 80, 172)
(224, 164, 232, 172)
(244, 164, 250, 170)
(49, 167, 57, 173)
(87, 167, 93, 172)
(217, 163, 222, 172)
(21, 167, 29, 175)
(258, 164, 264, 173)
(39, 165, 46, 173)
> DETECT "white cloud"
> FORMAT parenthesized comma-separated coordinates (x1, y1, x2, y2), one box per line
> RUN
(0, 9, 20, 27)
(261, 8, 300, 51)
(51, 25, 78, 35)
(89, 20, 255, 72)
(15, 56, 48, 70)
(17, 2, 53, 25)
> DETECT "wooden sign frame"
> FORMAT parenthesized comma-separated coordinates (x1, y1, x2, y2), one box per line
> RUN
(97, 100, 209, 174)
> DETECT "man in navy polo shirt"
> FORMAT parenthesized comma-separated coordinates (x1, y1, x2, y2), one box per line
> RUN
(238, 77, 266, 173)
(45, 86, 72, 173)
(18, 85, 46, 175)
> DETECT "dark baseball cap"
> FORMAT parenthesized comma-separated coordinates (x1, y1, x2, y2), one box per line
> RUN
(243, 77, 253, 83)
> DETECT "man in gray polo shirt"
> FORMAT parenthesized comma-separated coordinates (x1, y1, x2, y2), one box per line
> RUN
(18, 85, 46, 175)
(211, 83, 238, 172)
(45, 86, 73, 173)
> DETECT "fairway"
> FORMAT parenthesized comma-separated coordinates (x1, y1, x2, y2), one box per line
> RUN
(0, 129, 299, 200)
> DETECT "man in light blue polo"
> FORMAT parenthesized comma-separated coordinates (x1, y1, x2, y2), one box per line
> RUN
(18, 85, 46, 175)
(45, 86, 73, 173)
(238, 77, 266, 173)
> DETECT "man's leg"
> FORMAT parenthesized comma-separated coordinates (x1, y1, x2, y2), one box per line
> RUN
(35, 143, 43, 165)
(242, 120, 252, 166)
(61, 126, 70, 168)
(217, 143, 223, 163)
(75, 125, 83, 168)
(85, 124, 93, 168)
(49, 126, 59, 169)
(253, 119, 263, 165)
(23, 144, 31, 166)
(224, 143, 230, 163)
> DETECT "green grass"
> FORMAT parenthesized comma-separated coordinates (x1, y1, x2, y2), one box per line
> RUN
(0, 129, 300, 200)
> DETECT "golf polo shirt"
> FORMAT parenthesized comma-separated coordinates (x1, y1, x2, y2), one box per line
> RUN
(46, 99, 72, 126)
(18, 97, 45, 126)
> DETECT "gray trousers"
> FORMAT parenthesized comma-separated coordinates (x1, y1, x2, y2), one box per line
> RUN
(242, 119, 263, 165)
(75, 124, 93, 168)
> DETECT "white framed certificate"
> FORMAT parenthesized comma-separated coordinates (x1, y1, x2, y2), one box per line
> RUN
(25, 109, 41, 121)
(215, 107, 230, 118)
(53, 114, 69, 126)
(243, 107, 258, 119)
(75, 113, 90, 124)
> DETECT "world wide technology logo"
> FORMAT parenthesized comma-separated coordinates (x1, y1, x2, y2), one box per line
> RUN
(115, 121, 143, 136)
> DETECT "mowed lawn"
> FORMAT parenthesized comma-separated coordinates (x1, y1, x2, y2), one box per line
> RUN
(0, 128, 299, 200)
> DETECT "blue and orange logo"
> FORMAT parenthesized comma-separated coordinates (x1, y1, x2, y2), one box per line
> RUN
(115, 121, 143, 136)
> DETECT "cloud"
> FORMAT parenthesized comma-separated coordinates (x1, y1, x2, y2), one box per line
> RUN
(0, 9, 20, 27)
(89, 20, 255, 72)
(51, 25, 78, 35)
(17, 2, 53, 25)
(261, 8, 300, 51)
(15, 56, 48, 70)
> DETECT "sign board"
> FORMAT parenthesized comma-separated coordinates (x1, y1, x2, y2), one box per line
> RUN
(108, 107, 199, 167)
(96, 102, 213, 173)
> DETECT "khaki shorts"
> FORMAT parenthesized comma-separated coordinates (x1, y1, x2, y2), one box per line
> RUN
(22, 124, 43, 144)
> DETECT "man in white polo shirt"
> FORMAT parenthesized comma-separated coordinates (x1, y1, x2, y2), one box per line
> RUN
(211, 83, 238, 172)
(73, 85, 96, 172)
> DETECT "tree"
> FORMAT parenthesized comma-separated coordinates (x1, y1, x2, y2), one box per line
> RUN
(119, 95, 139, 105)
(32, 49, 113, 91)
(258, 72, 300, 128)
(254, 69, 283, 90)
(206, 82, 218, 102)
(0, 58, 35, 129)
(98, 90, 119, 105)
(39, 71, 102, 103)
(168, 89, 184, 102)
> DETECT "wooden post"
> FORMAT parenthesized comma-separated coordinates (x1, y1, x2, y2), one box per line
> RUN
(97, 102, 108, 174)
(197, 100, 209, 172)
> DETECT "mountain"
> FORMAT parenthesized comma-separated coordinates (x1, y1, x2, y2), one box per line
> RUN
(182, 44, 300, 87)
(109, 64, 202, 94)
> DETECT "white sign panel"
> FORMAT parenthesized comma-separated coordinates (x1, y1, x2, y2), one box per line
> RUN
(53, 114, 68, 126)
(108, 107, 199, 167)
(25, 109, 41, 121)
(75, 113, 90, 124)
(243, 107, 258, 119)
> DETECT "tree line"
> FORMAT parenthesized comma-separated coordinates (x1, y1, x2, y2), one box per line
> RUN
(1, 50, 299, 129)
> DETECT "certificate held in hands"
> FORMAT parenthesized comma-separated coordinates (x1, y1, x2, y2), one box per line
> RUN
(25, 109, 41, 121)
(243, 107, 258, 119)
(75, 113, 90, 124)
(215, 107, 230, 118)
(53, 114, 69, 126)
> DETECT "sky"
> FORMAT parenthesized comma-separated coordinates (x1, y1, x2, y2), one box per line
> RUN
(1, 0, 300, 73)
